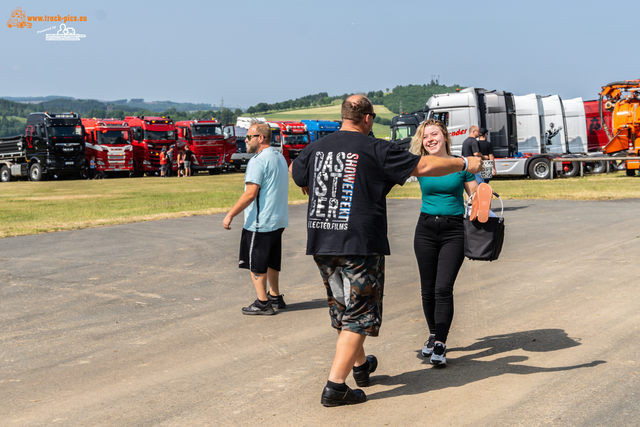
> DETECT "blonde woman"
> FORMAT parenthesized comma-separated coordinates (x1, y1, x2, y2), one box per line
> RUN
(410, 119, 478, 366)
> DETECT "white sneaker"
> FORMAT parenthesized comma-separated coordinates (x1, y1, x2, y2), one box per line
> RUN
(421, 334, 436, 357)
(430, 343, 447, 366)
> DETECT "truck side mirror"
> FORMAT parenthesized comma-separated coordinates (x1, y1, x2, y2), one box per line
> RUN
(223, 132, 229, 139)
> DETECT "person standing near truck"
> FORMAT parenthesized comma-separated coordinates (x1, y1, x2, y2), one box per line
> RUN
(184, 146, 194, 177)
(462, 126, 482, 183)
(477, 128, 496, 183)
(290, 95, 482, 407)
(166, 146, 174, 177)
(159, 147, 168, 177)
(223, 122, 289, 315)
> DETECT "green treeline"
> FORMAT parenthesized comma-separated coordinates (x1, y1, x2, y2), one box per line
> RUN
(244, 80, 464, 123)
(0, 97, 243, 137)
(0, 81, 464, 137)
(369, 81, 463, 114)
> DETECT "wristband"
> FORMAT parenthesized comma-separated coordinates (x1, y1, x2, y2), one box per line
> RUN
(461, 156, 468, 171)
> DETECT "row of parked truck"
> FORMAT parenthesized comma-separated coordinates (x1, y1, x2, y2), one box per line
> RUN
(0, 110, 347, 182)
(390, 85, 639, 179)
(5, 82, 636, 182)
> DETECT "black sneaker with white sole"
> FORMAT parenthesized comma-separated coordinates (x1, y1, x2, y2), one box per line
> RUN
(241, 299, 276, 315)
(430, 342, 447, 366)
(421, 334, 436, 357)
(267, 293, 287, 309)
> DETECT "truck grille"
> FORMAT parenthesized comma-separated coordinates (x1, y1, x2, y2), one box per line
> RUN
(200, 155, 221, 166)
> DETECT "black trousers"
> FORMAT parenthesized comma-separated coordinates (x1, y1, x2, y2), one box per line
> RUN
(413, 213, 465, 343)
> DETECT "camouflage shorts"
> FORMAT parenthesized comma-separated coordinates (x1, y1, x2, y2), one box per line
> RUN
(313, 255, 385, 337)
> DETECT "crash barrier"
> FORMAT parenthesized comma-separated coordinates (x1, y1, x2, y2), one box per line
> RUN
(549, 157, 640, 180)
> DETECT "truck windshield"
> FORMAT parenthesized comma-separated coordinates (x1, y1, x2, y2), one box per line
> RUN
(394, 126, 415, 140)
(270, 131, 281, 147)
(98, 130, 129, 145)
(48, 126, 82, 137)
(193, 125, 223, 137)
(144, 130, 175, 140)
(283, 134, 309, 145)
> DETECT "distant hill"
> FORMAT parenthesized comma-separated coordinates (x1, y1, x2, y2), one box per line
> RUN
(1, 96, 71, 103)
(245, 81, 464, 116)
(262, 104, 397, 139)
(0, 97, 241, 137)
(0, 97, 220, 113)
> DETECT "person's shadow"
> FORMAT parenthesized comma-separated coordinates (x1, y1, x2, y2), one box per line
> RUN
(368, 329, 605, 400)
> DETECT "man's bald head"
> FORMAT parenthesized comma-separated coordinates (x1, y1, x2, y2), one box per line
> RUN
(341, 95, 374, 124)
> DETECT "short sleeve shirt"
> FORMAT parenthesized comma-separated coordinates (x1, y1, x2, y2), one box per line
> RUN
(291, 131, 420, 256)
(478, 139, 493, 156)
(418, 171, 476, 216)
(243, 147, 289, 232)
(461, 137, 480, 157)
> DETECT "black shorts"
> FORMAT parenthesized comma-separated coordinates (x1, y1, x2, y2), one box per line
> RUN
(239, 228, 284, 274)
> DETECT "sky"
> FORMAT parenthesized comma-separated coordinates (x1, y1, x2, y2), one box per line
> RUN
(2, 0, 640, 109)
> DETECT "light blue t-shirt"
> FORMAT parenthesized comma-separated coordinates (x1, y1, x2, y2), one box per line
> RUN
(417, 171, 476, 216)
(243, 147, 289, 232)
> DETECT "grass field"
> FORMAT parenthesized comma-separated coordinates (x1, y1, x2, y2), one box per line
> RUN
(1, 171, 639, 238)
(261, 104, 395, 139)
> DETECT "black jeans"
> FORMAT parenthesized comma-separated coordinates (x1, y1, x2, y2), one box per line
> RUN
(413, 213, 465, 343)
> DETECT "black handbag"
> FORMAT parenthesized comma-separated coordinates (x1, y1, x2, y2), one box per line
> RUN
(464, 191, 505, 261)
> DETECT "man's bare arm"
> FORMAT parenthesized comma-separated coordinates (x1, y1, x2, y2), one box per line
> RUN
(223, 183, 260, 229)
(411, 156, 482, 177)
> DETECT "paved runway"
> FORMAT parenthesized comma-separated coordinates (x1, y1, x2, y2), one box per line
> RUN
(1, 198, 639, 426)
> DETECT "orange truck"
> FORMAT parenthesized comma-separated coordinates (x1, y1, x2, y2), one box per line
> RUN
(175, 119, 236, 174)
(81, 118, 134, 177)
(599, 80, 640, 176)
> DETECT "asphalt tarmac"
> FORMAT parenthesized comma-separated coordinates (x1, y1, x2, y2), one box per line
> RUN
(1, 198, 639, 426)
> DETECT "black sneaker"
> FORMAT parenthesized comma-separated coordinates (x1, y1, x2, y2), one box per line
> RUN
(353, 355, 378, 387)
(430, 343, 447, 366)
(267, 293, 287, 309)
(320, 386, 366, 407)
(241, 300, 275, 315)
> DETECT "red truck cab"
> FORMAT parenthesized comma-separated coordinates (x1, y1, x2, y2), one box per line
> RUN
(175, 119, 236, 174)
(583, 100, 613, 152)
(81, 118, 134, 177)
(270, 121, 309, 164)
(125, 116, 177, 176)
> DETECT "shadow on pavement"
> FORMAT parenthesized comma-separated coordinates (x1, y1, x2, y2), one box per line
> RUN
(283, 298, 327, 313)
(502, 206, 529, 212)
(368, 329, 606, 401)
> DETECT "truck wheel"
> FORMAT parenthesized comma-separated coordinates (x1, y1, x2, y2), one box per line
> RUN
(29, 163, 43, 181)
(591, 161, 606, 174)
(626, 169, 636, 177)
(528, 158, 551, 180)
(611, 153, 626, 171)
(209, 169, 221, 175)
(559, 161, 579, 178)
(80, 166, 90, 180)
(0, 165, 11, 182)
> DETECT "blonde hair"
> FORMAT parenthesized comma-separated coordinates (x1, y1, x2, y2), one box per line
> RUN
(409, 119, 452, 156)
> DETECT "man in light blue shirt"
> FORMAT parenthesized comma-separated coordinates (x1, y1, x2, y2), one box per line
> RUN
(223, 123, 289, 315)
